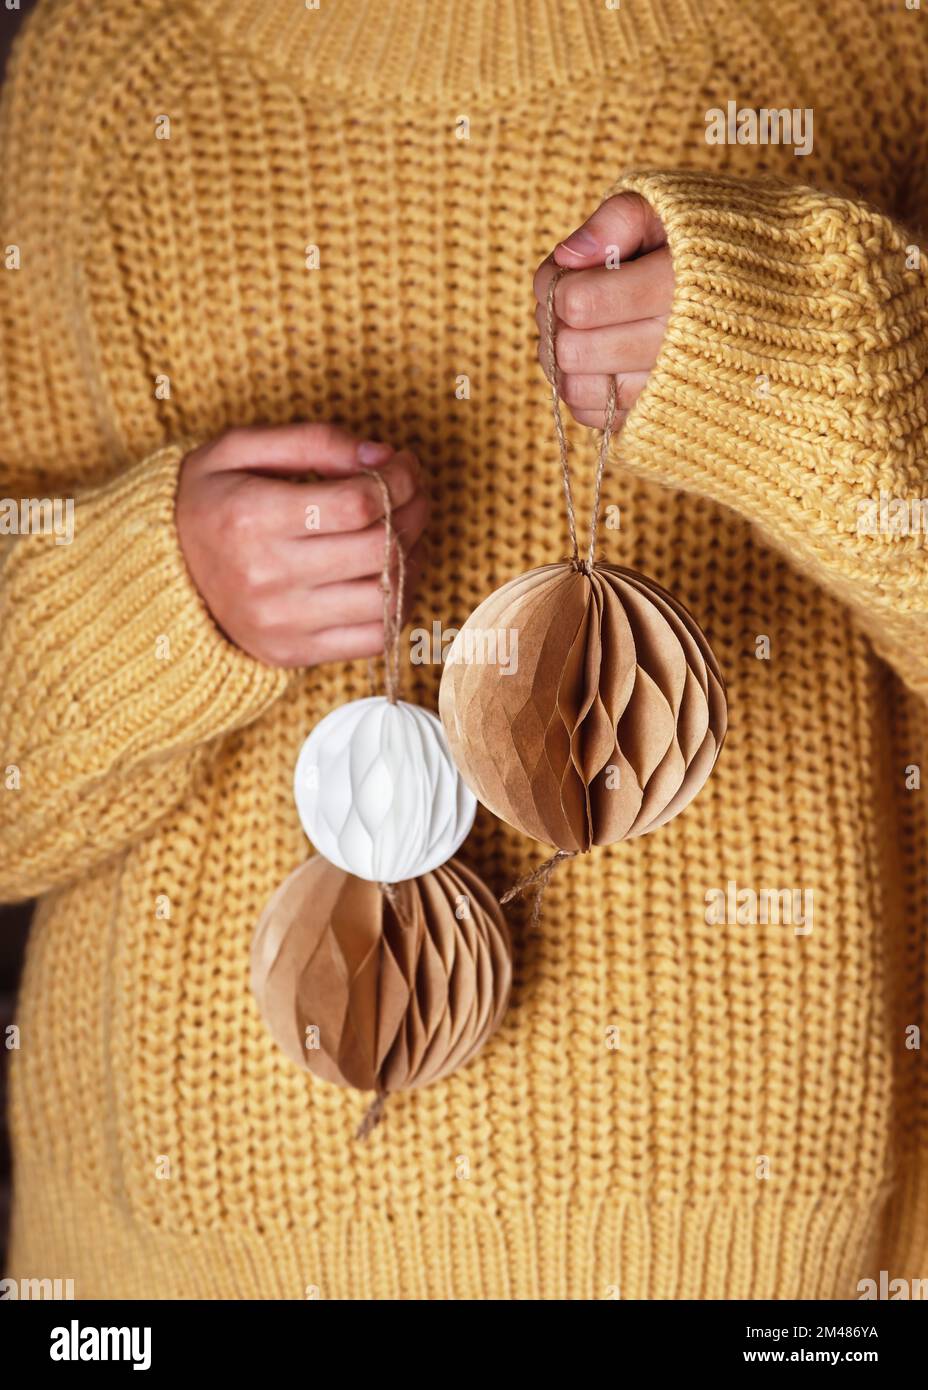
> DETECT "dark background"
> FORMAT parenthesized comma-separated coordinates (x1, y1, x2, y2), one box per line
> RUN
(1, 0, 40, 1271)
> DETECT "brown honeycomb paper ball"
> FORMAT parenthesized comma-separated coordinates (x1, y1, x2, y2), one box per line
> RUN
(251, 854, 512, 1094)
(439, 562, 727, 851)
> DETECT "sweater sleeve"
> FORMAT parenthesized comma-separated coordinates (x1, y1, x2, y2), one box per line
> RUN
(611, 169, 928, 698)
(0, 443, 289, 902)
(611, 167, 928, 1280)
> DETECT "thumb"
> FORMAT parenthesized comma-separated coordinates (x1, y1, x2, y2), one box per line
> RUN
(553, 191, 666, 269)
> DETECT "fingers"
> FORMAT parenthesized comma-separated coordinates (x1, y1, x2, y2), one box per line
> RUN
(265, 542, 424, 633)
(243, 617, 392, 669)
(551, 191, 666, 270)
(300, 451, 421, 536)
(264, 578, 388, 633)
(229, 528, 425, 668)
(557, 372, 651, 412)
(570, 408, 630, 431)
(308, 539, 419, 633)
(283, 488, 430, 585)
(231, 450, 421, 538)
(194, 421, 393, 478)
(300, 623, 391, 669)
(253, 545, 424, 668)
(177, 422, 432, 672)
(532, 197, 670, 431)
(537, 313, 667, 378)
(534, 245, 673, 332)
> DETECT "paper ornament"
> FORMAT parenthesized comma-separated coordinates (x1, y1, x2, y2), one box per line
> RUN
(439, 561, 726, 851)
(255, 474, 511, 1138)
(438, 267, 727, 859)
(293, 695, 477, 882)
(251, 853, 512, 1094)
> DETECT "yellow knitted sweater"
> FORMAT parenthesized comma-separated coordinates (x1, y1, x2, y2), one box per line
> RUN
(2, 0, 927, 1300)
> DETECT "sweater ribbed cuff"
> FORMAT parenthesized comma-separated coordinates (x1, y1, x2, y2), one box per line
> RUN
(2, 443, 289, 778)
(610, 169, 928, 612)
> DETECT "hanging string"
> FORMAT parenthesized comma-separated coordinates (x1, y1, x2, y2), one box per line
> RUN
(365, 465, 407, 703)
(545, 267, 618, 574)
(357, 468, 409, 1142)
(500, 848, 578, 928)
(497, 269, 618, 920)
(356, 1092, 386, 1141)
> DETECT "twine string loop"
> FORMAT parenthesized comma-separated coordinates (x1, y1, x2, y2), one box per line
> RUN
(545, 267, 618, 573)
(365, 466, 407, 704)
(356, 1092, 386, 1141)
(499, 848, 578, 927)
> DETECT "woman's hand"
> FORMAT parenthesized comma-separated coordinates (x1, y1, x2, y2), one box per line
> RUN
(177, 423, 427, 668)
(533, 192, 672, 431)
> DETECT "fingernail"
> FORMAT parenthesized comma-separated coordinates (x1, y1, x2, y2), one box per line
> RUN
(556, 228, 598, 261)
(358, 440, 393, 465)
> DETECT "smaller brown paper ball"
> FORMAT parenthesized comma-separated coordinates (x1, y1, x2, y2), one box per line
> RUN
(251, 855, 512, 1094)
(439, 562, 727, 851)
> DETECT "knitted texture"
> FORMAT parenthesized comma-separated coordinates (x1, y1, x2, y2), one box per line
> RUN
(2, 0, 927, 1299)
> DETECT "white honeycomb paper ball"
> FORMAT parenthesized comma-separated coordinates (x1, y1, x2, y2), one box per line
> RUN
(293, 696, 477, 882)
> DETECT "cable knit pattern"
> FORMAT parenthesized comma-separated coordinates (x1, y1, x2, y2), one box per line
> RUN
(1, 0, 927, 1299)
